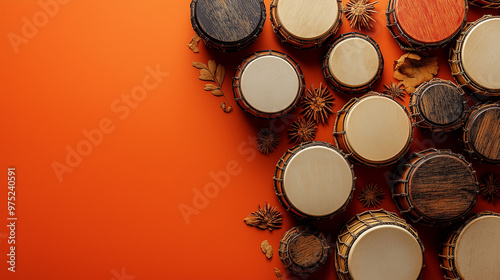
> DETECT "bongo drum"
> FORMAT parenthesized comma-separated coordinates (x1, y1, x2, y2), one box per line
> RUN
(386, 0, 468, 51)
(270, 0, 343, 49)
(190, 0, 266, 52)
(392, 149, 479, 226)
(440, 211, 500, 280)
(335, 209, 424, 280)
(333, 92, 413, 167)
(279, 226, 329, 274)
(460, 102, 500, 164)
(273, 141, 355, 220)
(233, 50, 305, 119)
(468, 0, 500, 8)
(409, 78, 469, 132)
(450, 15, 500, 96)
(323, 33, 384, 94)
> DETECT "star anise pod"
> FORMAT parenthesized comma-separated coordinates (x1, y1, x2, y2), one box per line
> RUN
(301, 83, 335, 125)
(383, 82, 406, 100)
(257, 128, 280, 155)
(288, 117, 317, 144)
(358, 183, 385, 208)
(479, 173, 500, 203)
(345, 0, 378, 30)
(244, 203, 282, 231)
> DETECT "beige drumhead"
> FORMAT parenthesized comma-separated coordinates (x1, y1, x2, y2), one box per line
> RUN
(328, 37, 380, 87)
(455, 215, 500, 280)
(348, 225, 423, 280)
(344, 96, 411, 163)
(462, 18, 500, 90)
(283, 145, 352, 217)
(276, 0, 339, 40)
(240, 55, 300, 114)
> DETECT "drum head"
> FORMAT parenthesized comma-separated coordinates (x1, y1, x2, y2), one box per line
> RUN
(462, 18, 500, 90)
(283, 146, 352, 217)
(240, 55, 300, 114)
(276, 0, 339, 40)
(455, 215, 500, 280)
(328, 37, 380, 88)
(289, 234, 323, 267)
(469, 105, 500, 161)
(418, 82, 464, 126)
(344, 96, 411, 163)
(348, 225, 423, 280)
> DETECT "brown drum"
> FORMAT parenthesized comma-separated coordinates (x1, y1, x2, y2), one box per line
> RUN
(323, 32, 384, 94)
(440, 211, 500, 280)
(460, 102, 500, 164)
(409, 78, 469, 132)
(392, 148, 479, 226)
(336, 209, 424, 280)
(468, 0, 500, 8)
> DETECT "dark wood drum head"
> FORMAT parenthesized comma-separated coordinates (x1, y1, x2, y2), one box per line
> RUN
(418, 82, 465, 126)
(289, 235, 323, 267)
(468, 105, 500, 162)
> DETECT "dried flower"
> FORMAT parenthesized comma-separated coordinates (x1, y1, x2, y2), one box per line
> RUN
(288, 117, 317, 144)
(345, 0, 378, 30)
(383, 82, 406, 100)
(257, 128, 280, 155)
(358, 183, 385, 208)
(188, 34, 201, 53)
(301, 83, 334, 125)
(479, 173, 500, 203)
(192, 60, 232, 113)
(244, 203, 282, 231)
(394, 53, 439, 93)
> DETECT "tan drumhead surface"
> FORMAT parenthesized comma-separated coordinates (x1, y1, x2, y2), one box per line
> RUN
(240, 55, 300, 114)
(462, 18, 500, 90)
(276, 0, 339, 40)
(455, 215, 500, 280)
(348, 225, 423, 280)
(283, 146, 352, 217)
(344, 96, 411, 163)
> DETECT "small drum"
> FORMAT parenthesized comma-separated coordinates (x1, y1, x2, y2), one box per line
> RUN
(460, 102, 500, 164)
(270, 0, 343, 49)
(333, 92, 413, 167)
(273, 141, 355, 220)
(335, 209, 424, 280)
(450, 15, 500, 96)
(233, 50, 305, 119)
(440, 211, 500, 280)
(386, 0, 468, 50)
(409, 78, 470, 132)
(190, 0, 266, 52)
(323, 33, 384, 94)
(392, 149, 479, 226)
(279, 226, 329, 274)
(468, 0, 500, 8)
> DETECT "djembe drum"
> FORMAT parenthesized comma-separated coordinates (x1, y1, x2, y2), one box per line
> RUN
(279, 226, 329, 274)
(468, 0, 500, 8)
(386, 0, 467, 50)
(392, 149, 479, 226)
(409, 78, 469, 132)
(335, 209, 424, 280)
(190, 0, 266, 52)
(233, 50, 305, 119)
(460, 102, 500, 164)
(333, 92, 413, 167)
(450, 15, 500, 96)
(440, 211, 500, 280)
(270, 0, 343, 49)
(323, 33, 384, 94)
(273, 141, 355, 220)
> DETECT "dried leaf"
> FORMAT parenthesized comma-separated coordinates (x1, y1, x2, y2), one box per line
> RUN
(216, 64, 225, 84)
(192, 61, 207, 70)
(274, 268, 283, 280)
(193, 59, 232, 113)
(187, 34, 201, 53)
(208, 60, 217, 74)
(212, 89, 223, 97)
(199, 69, 214, 81)
(244, 216, 260, 226)
(261, 240, 273, 259)
(204, 84, 219, 91)
(221, 102, 233, 113)
(394, 53, 439, 93)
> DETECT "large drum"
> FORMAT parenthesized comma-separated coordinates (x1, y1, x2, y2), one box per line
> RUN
(270, 0, 342, 49)
(440, 211, 500, 280)
(233, 50, 305, 119)
(333, 92, 413, 167)
(409, 78, 469, 132)
(460, 102, 500, 164)
(190, 0, 266, 52)
(450, 15, 500, 96)
(386, 0, 467, 50)
(273, 141, 355, 220)
(335, 209, 424, 280)
(323, 32, 384, 94)
(392, 149, 479, 226)
(468, 0, 500, 8)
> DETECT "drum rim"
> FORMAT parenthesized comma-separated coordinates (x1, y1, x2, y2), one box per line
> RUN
(469, 0, 500, 8)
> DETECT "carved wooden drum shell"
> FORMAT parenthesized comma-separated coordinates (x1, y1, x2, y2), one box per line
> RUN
(468, 0, 500, 8)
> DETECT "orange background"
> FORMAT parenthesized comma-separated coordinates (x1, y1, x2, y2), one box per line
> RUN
(0, 1, 499, 279)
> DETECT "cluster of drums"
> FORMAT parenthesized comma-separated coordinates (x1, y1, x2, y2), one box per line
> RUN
(191, 0, 500, 279)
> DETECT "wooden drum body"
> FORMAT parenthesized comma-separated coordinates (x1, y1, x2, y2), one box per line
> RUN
(270, 0, 343, 49)
(333, 93, 413, 167)
(461, 102, 500, 164)
(386, 0, 467, 51)
(469, 0, 500, 8)
(273, 141, 355, 220)
(279, 226, 329, 274)
(233, 50, 305, 119)
(392, 149, 479, 226)
(190, 0, 266, 52)
(409, 78, 469, 132)
(336, 209, 424, 280)
(323, 33, 384, 94)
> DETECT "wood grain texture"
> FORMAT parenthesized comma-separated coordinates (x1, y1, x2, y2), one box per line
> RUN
(417, 82, 465, 126)
(468, 105, 500, 162)
(289, 235, 323, 267)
